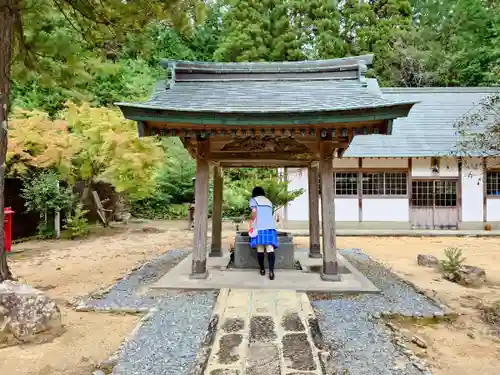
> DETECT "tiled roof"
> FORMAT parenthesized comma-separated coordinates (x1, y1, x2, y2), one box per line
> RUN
(117, 80, 416, 114)
(344, 87, 500, 157)
(116, 55, 417, 115)
(160, 55, 374, 74)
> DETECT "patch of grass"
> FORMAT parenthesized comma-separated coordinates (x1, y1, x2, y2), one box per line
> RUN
(479, 300, 500, 334)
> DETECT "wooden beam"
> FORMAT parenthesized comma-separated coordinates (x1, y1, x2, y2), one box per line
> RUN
(219, 160, 311, 168)
(358, 158, 363, 222)
(308, 165, 321, 258)
(408, 158, 413, 227)
(190, 139, 210, 279)
(483, 157, 488, 223)
(319, 141, 340, 281)
(210, 152, 317, 161)
(209, 166, 223, 257)
(457, 158, 463, 224)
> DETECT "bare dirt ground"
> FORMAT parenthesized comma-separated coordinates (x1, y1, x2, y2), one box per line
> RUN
(296, 236, 500, 375)
(0, 220, 205, 375)
(2, 219, 500, 375)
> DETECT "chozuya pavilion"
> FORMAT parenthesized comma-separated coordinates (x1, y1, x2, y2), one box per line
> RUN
(116, 54, 417, 282)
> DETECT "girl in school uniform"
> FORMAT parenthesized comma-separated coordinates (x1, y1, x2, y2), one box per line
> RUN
(248, 187, 278, 280)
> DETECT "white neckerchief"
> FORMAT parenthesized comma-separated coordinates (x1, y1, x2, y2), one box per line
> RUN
(253, 196, 272, 207)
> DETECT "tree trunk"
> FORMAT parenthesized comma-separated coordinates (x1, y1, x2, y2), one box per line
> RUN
(0, 0, 15, 282)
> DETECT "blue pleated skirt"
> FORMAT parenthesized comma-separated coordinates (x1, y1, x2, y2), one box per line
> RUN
(250, 229, 279, 249)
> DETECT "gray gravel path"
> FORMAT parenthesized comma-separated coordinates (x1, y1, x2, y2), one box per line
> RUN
(311, 248, 441, 375)
(77, 249, 190, 312)
(76, 249, 218, 375)
(111, 291, 217, 375)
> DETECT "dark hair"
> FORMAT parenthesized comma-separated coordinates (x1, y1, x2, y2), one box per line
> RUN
(252, 186, 265, 198)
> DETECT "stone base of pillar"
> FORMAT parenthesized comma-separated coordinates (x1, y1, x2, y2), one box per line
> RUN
(320, 272, 341, 282)
(208, 246, 223, 257)
(320, 261, 341, 282)
(190, 259, 209, 279)
(308, 244, 321, 258)
(189, 270, 209, 279)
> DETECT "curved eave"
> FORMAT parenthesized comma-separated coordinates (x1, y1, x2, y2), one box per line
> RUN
(116, 102, 417, 127)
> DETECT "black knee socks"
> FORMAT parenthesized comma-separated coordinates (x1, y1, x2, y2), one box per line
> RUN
(267, 252, 275, 273)
(257, 253, 265, 271)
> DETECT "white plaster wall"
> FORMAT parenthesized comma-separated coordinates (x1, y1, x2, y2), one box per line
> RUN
(487, 199, 500, 221)
(286, 168, 359, 222)
(362, 158, 408, 169)
(335, 198, 359, 221)
(333, 158, 358, 168)
(461, 157, 484, 222)
(411, 157, 459, 177)
(362, 199, 409, 222)
(286, 168, 308, 221)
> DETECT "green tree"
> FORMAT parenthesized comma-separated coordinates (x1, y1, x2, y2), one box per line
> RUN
(214, 0, 271, 62)
(0, 0, 205, 281)
(130, 138, 196, 219)
(223, 169, 304, 217)
(302, 0, 345, 59)
(267, 0, 305, 61)
(455, 92, 500, 157)
(189, 3, 224, 61)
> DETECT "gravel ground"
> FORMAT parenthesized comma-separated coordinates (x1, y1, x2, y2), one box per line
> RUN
(75, 249, 218, 375)
(77, 249, 191, 312)
(111, 291, 217, 375)
(311, 248, 441, 375)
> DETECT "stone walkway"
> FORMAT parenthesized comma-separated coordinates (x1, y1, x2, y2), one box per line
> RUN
(205, 288, 329, 375)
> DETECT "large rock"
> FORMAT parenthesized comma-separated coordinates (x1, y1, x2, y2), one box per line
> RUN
(455, 265, 487, 287)
(0, 281, 64, 347)
(417, 254, 439, 268)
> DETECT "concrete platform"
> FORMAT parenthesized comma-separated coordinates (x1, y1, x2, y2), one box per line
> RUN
(148, 249, 379, 293)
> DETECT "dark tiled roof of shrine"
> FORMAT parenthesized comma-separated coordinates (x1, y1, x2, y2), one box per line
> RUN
(344, 87, 500, 157)
(119, 80, 415, 114)
(116, 55, 417, 115)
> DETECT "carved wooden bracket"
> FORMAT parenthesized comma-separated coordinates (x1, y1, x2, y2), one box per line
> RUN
(221, 136, 309, 153)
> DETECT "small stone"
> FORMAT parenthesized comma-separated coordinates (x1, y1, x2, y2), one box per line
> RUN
(455, 265, 487, 287)
(92, 371, 106, 375)
(417, 254, 439, 268)
(411, 335, 428, 349)
(467, 332, 476, 339)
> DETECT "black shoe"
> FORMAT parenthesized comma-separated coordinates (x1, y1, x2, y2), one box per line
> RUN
(269, 271, 275, 280)
(260, 269, 266, 276)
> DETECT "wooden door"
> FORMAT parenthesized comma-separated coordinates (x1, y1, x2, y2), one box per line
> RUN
(411, 180, 458, 229)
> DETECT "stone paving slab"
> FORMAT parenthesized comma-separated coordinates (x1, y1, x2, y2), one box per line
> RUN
(149, 251, 378, 293)
(204, 288, 328, 375)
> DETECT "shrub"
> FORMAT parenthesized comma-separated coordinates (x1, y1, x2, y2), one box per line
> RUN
(64, 203, 89, 239)
(439, 247, 466, 281)
(21, 170, 75, 238)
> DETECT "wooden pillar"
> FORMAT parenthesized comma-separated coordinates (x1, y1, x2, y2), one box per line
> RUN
(190, 139, 210, 279)
(308, 165, 321, 258)
(319, 143, 340, 281)
(209, 166, 223, 257)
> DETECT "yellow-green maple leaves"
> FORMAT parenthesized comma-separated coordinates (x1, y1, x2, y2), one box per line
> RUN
(8, 102, 164, 200)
